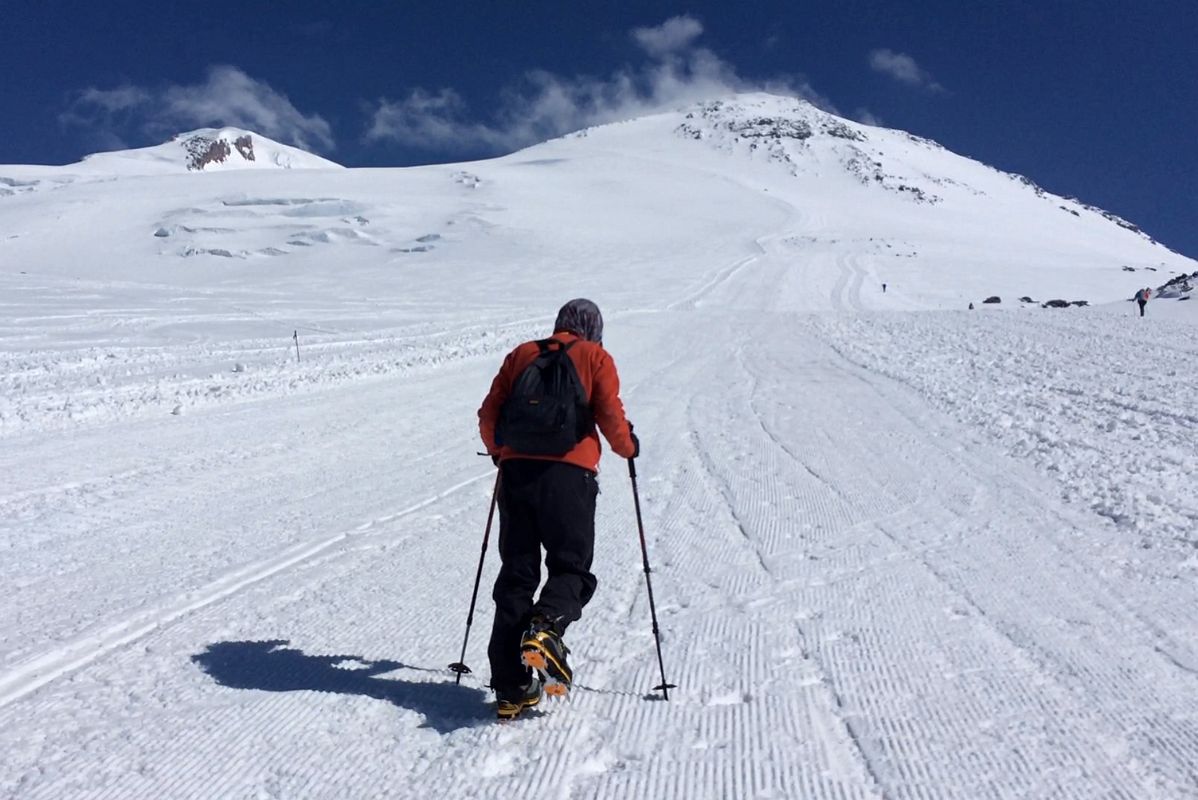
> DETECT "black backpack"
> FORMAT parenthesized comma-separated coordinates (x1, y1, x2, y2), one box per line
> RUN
(496, 338, 594, 455)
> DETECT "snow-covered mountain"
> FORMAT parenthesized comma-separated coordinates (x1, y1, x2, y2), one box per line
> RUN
(2, 93, 1189, 303)
(9, 127, 342, 177)
(2, 93, 1197, 799)
(558, 93, 1194, 304)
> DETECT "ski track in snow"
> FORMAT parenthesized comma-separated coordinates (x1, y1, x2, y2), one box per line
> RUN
(8, 264, 1194, 799)
(808, 312, 1198, 556)
(4, 104, 1198, 796)
(0, 472, 490, 709)
(0, 282, 549, 438)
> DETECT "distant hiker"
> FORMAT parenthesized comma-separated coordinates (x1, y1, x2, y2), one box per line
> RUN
(968, 302, 974, 310)
(478, 298, 638, 720)
(882, 283, 887, 293)
(1135, 287, 1151, 317)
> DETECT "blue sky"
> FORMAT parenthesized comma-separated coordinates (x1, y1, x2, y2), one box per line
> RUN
(3, 1, 1195, 256)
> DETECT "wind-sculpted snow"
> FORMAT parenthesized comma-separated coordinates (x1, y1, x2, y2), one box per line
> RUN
(0, 176, 40, 197)
(807, 309, 1198, 555)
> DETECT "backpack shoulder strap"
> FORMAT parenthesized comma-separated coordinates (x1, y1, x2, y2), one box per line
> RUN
(536, 338, 578, 353)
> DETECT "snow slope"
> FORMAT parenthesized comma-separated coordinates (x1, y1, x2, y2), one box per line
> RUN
(61, 128, 342, 175)
(1, 93, 1197, 799)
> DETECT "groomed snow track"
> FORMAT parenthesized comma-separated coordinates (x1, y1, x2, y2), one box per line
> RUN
(3, 239, 1197, 799)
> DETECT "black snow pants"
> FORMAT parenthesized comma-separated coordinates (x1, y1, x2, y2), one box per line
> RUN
(1138, 299, 1147, 317)
(487, 459, 598, 690)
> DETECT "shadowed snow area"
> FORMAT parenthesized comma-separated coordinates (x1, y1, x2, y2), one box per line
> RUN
(1, 93, 1196, 799)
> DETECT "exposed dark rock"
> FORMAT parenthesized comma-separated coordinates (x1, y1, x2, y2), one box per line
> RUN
(1042, 299, 1071, 308)
(903, 132, 943, 150)
(1157, 272, 1194, 298)
(187, 139, 231, 171)
(1019, 296, 1035, 303)
(234, 135, 255, 161)
(1009, 172, 1047, 198)
(178, 132, 256, 171)
(983, 296, 1001, 304)
(822, 120, 865, 141)
(728, 117, 814, 140)
(1082, 203, 1143, 235)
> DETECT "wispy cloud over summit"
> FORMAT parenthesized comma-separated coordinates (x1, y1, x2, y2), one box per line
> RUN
(868, 49, 945, 93)
(61, 66, 335, 153)
(364, 16, 831, 155)
(631, 15, 705, 57)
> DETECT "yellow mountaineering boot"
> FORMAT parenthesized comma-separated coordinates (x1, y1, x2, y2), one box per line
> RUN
(495, 675, 543, 721)
(520, 616, 573, 697)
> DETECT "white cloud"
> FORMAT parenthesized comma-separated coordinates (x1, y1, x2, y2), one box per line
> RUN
(61, 66, 335, 152)
(366, 17, 835, 153)
(854, 108, 883, 126)
(76, 86, 152, 112)
(631, 15, 705, 57)
(764, 76, 839, 116)
(868, 48, 945, 92)
(365, 88, 506, 151)
(58, 87, 151, 145)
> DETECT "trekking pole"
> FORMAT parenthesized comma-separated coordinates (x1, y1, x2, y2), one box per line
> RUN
(628, 456, 676, 700)
(448, 469, 501, 684)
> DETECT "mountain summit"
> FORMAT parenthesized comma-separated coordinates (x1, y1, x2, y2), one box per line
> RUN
(560, 93, 1167, 251)
(71, 128, 343, 174)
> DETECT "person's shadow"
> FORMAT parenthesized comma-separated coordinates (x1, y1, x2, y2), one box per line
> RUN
(192, 640, 490, 733)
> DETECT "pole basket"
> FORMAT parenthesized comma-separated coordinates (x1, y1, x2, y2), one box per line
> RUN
(448, 662, 472, 676)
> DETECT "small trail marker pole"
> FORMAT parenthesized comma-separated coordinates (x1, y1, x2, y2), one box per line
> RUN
(293, 330, 300, 364)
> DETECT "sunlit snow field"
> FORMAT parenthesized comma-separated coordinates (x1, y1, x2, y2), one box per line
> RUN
(2, 96, 1196, 799)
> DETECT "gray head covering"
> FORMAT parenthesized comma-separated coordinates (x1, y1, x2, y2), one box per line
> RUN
(554, 298, 603, 343)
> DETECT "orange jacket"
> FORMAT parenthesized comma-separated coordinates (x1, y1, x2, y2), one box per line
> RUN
(478, 331, 636, 472)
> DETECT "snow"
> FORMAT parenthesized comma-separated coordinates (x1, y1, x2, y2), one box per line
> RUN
(73, 128, 343, 174)
(809, 309, 1198, 551)
(2, 92, 1197, 798)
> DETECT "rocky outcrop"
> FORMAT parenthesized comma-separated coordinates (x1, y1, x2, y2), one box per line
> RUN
(180, 132, 257, 171)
